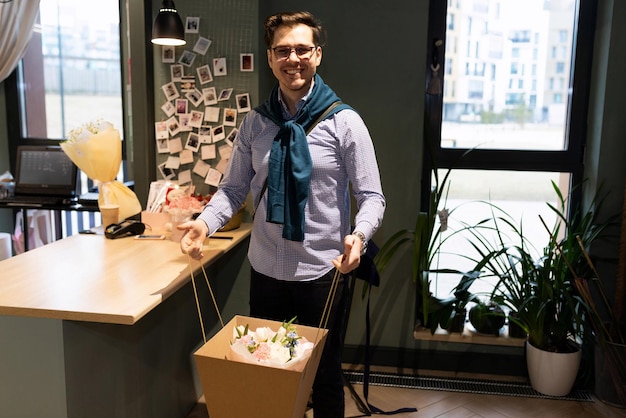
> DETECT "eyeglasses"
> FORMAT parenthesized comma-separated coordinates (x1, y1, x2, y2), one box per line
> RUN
(271, 46, 317, 60)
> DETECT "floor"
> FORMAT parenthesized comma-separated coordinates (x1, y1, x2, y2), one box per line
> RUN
(188, 376, 626, 418)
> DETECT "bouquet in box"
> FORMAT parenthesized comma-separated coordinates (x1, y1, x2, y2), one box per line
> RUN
(62, 120, 141, 220)
(229, 317, 315, 370)
(162, 186, 209, 222)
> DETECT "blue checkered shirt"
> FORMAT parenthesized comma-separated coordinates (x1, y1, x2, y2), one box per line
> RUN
(197, 90, 385, 281)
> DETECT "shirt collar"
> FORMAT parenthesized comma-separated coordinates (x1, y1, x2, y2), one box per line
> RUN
(277, 78, 316, 119)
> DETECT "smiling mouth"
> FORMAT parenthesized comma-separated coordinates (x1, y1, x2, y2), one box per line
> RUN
(285, 68, 301, 75)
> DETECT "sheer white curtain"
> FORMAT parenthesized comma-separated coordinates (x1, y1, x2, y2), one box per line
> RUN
(0, 0, 41, 82)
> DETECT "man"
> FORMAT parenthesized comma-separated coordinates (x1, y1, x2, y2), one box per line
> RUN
(179, 11, 385, 417)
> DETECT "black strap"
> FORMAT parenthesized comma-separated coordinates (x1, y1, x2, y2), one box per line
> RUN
(352, 242, 417, 416)
(253, 100, 344, 218)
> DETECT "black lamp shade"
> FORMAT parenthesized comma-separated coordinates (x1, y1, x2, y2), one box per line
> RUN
(151, 0, 186, 46)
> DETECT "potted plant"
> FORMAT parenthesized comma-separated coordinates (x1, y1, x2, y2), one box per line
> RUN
(429, 270, 481, 334)
(468, 299, 506, 336)
(374, 155, 480, 333)
(463, 181, 617, 396)
(373, 166, 453, 331)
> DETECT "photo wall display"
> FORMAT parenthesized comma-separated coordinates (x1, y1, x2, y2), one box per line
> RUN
(154, 14, 255, 194)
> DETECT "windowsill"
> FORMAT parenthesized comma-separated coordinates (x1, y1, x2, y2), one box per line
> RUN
(414, 323, 526, 348)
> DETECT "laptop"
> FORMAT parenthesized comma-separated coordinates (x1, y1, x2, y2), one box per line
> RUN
(1, 145, 79, 207)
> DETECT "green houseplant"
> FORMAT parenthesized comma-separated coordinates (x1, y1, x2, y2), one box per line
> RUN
(373, 167, 453, 331)
(463, 181, 617, 395)
(373, 162, 479, 334)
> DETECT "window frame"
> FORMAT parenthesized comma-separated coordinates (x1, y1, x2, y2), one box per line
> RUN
(423, 0, 596, 209)
(422, 0, 597, 311)
(4, 0, 127, 179)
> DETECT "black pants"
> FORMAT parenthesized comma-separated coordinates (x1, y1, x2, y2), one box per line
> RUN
(250, 268, 348, 418)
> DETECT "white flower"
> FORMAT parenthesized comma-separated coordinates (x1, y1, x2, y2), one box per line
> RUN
(254, 326, 273, 342)
(269, 342, 292, 364)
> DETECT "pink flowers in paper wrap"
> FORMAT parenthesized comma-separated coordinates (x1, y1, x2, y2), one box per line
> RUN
(162, 188, 207, 221)
(229, 317, 314, 370)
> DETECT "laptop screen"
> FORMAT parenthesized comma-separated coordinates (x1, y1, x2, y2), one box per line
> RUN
(14, 145, 78, 197)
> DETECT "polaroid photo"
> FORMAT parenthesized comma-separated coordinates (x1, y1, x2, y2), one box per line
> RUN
(223, 108, 237, 127)
(203, 87, 218, 105)
(226, 128, 239, 143)
(185, 132, 200, 152)
(161, 101, 176, 117)
(178, 113, 192, 131)
(165, 155, 181, 169)
(180, 148, 195, 165)
(199, 125, 212, 143)
(180, 75, 196, 92)
(158, 162, 176, 180)
(162, 46, 175, 63)
(155, 121, 169, 140)
(201, 144, 217, 160)
(162, 81, 179, 102)
(213, 57, 227, 76)
(205, 106, 220, 123)
(215, 158, 229, 175)
(212, 125, 225, 142)
(185, 17, 200, 33)
(218, 88, 233, 101)
(168, 136, 183, 154)
(179, 50, 197, 67)
(205, 167, 222, 187)
(156, 136, 169, 154)
(189, 110, 204, 128)
(175, 98, 188, 115)
(218, 143, 233, 160)
(186, 88, 203, 107)
(240, 53, 254, 72)
(193, 36, 212, 55)
(196, 64, 213, 84)
(193, 159, 210, 178)
(166, 116, 181, 136)
(178, 169, 192, 185)
(170, 64, 184, 82)
(236, 93, 251, 113)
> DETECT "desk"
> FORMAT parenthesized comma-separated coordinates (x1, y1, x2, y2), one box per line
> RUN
(0, 223, 251, 418)
(0, 201, 99, 251)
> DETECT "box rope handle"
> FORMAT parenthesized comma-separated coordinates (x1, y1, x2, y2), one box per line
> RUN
(186, 253, 340, 345)
(186, 253, 224, 343)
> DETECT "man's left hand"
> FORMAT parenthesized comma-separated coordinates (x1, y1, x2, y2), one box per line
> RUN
(332, 234, 362, 274)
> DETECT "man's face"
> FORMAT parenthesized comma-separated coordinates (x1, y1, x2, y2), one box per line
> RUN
(267, 24, 322, 96)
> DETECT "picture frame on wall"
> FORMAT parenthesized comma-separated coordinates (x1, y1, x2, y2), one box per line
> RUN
(162, 46, 175, 63)
(240, 53, 254, 72)
(186, 17, 200, 33)
(194, 36, 212, 55)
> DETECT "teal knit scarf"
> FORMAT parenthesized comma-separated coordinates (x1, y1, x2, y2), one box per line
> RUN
(255, 74, 350, 241)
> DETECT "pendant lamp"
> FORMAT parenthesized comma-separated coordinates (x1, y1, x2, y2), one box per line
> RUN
(151, 0, 186, 46)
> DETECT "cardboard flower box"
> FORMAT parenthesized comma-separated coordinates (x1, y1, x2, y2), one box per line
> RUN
(194, 315, 328, 418)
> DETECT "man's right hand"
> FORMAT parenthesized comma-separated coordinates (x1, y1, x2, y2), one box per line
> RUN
(178, 219, 209, 260)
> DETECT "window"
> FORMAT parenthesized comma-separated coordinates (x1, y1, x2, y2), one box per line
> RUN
(7, 0, 123, 143)
(5, 0, 124, 235)
(425, 0, 594, 304)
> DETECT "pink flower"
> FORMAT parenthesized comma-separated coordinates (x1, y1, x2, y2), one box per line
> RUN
(252, 342, 271, 361)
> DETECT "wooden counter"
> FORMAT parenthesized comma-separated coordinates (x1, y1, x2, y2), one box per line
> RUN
(0, 224, 251, 325)
(0, 224, 251, 418)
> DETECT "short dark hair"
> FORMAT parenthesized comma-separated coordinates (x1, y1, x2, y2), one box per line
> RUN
(263, 11, 325, 48)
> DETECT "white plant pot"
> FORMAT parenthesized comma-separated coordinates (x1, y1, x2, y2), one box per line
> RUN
(526, 340, 582, 397)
